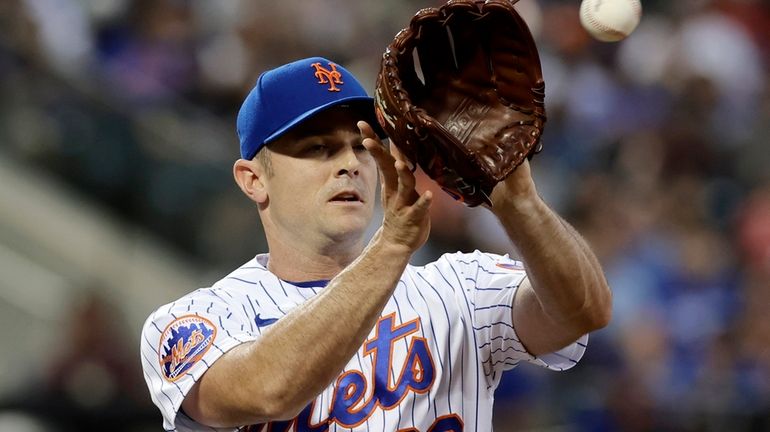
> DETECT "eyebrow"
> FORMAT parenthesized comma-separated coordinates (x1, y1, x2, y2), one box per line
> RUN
(294, 124, 360, 138)
(294, 129, 361, 145)
(269, 130, 361, 154)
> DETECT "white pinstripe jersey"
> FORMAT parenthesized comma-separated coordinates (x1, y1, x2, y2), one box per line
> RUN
(140, 250, 587, 432)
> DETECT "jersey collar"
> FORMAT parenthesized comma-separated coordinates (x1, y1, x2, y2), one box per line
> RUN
(285, 279, 329, 288)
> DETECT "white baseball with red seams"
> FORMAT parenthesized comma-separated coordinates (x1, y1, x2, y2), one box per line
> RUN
(579, 0, 642, 42)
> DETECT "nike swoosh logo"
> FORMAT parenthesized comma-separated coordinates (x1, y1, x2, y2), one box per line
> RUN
(254, 314, 279, 328)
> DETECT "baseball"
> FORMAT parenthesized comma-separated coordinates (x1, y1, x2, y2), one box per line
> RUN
(579, 0, 642, 42)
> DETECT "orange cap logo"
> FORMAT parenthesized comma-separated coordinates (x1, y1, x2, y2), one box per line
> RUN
(312, 62, 343, 92)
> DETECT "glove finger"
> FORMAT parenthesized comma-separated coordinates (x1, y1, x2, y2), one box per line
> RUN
(416, 2, 495, 100)
(413, 8, 462, 88)
(389, 28, 426, 104)
(485, 1, 542, 112)
(445, 3, 485, 70)
(444, 2, 494, 85)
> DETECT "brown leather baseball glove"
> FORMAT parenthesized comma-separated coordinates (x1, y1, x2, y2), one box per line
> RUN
(375, 0, 545, 207)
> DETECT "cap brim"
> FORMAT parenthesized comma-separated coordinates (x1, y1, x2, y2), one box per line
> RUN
(262, 96, 387, 146)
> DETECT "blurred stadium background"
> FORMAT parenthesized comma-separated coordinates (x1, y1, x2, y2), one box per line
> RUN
(0, 0, 769, 430)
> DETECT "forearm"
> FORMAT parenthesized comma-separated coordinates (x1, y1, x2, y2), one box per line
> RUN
(502, 200, 609, 321)
(492, 179, 612, 335)
(189, 231, 411, 426)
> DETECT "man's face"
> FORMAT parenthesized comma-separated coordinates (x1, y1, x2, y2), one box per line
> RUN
(258, 107, 379, 247)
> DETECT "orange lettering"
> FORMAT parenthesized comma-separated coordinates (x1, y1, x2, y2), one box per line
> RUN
(312, 62, 343, 92)
(170, 329, 204, 373)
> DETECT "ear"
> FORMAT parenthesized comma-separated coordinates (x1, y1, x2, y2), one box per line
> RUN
(233, 159, 268, 205)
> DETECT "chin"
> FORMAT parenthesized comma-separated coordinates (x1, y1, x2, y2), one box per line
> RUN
(335, 218, 370, 235)
(326, 214, 371, 241)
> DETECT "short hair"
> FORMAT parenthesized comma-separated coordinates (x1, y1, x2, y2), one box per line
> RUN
(255, 147, 273, 177)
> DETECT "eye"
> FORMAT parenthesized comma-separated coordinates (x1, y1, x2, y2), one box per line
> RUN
(354, 144, 368, 153)
(305, 142, 328, 154)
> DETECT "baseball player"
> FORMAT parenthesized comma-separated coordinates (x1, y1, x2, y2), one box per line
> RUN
(140, 57, 611, 431)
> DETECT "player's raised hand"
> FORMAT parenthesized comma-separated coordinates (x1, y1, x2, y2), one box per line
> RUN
(358, 121, 432, 253)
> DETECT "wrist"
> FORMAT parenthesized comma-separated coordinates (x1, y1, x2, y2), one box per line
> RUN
(490, 180, 543, 217)
(489, 160, 539, 209)
(489, 184, 550, 243)
(368, 228, 416, 264)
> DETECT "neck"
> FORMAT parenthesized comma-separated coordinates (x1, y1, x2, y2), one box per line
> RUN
(263, 229, 365, 282)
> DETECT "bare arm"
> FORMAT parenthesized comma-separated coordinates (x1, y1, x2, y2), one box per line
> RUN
(490, 160, 612, 356)
(183, 123, 432, 427)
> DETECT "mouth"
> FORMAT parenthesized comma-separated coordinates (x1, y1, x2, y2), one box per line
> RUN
(329, 190, 364, 204)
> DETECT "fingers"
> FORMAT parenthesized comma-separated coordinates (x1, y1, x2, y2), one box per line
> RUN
(358, 120, 414, 176)
(394, 160, 419, 206)
(357, 121, 378, 141)
(390, 142, 406, 163)
(362, 136, 398, 193)
(413, 190, 433, 215)
(359, 121, 401, 197)
(390, 142, 416, 172)
(360, 121, 424, 210)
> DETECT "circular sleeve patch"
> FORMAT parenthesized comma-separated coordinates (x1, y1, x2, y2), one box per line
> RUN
(158, 315, 217, 382)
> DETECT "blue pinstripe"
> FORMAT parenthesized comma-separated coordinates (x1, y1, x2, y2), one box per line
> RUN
(477, 335, 521, 349)
(422, 265, 460, 414)
(439, 256, 472, 422)
(486, 344, 529, 358)
(445, 256, 481, 431)
(404, 271, 439, 419)
(396, 281, 420, 429)
(391, 295, 407, 431)
(473, 303, 512, 311)
(548, 351, 579, 364)
(277, 280, 289, 297)
(207, 288, 233, 305)
(483, 355, 520, 368)
(472, 321, 515, 331)
(417, 270, 456, 408)
(226, 276, 259, 285)
(258, 281, 286, 314)
(141, 351, 176, 412)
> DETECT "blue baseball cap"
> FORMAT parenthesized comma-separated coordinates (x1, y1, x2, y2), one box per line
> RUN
(237, 57, 385, 160)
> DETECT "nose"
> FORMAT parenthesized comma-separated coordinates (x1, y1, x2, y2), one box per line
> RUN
(335, 145, 361, 178)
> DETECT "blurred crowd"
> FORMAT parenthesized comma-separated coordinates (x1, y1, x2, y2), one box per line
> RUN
(1, 0, 769, 431)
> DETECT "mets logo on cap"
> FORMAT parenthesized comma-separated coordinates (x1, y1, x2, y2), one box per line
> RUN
(158, 315, 217, 382)
(312, 61, 343, 92)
